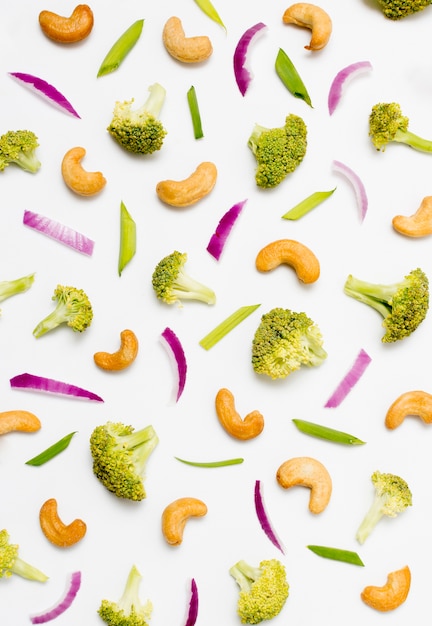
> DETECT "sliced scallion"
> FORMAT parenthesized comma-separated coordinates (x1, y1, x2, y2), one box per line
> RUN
(275, 48, 312, 107)
(282, 188, 336, 220)
(199, 304, 261, 350)
(292, 419, 365, 445)
(97, 19, 144, 77)
(118, 201, 136, 276)
(25, 431, 77, 466)
(187, 86, 204, 139)
(307, 544, 365, 566)
(175, 456, 243, 467)
(193, 0, 226, 30)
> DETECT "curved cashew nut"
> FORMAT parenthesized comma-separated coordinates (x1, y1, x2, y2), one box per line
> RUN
(156, 162, 217, 207)
(161, 497, 208, 546)
(255, 239, 320, 284)
(0, 410, 41, 435)
(215, 388, 264, 440)
(162, 16, 212, 63)
(282, 3, 332, 50)
(39, 5, 94, 43)
(39, 498, 87, 547)
(276, 456, 332, 514)
(392, 196, 432, 237)
(61, 147, 106, 196)
(361, 566, 411, 612)
(93, 329, 139, 371)
(385, 390, 432, 429)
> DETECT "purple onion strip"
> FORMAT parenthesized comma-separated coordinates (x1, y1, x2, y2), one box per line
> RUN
(325, 349, 372, 408)
(23, 210, 94, 256)
(30, 571, 82, 624)
(10, 373, 104, 402)
(233, 23, 267, 96)
(9, 72, 80, 118)
(207, 199, 247, 260)
(161, 327, 187, 402)
(254, 480, 284, 554)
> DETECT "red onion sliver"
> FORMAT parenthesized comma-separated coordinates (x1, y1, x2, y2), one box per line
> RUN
(161, 327, 187, 402)
(23, 210, 94, 256)
(8, 72, 80, 118)
(10, 373, 104, 402)
(328, 61, 372, 115)
(333, 159, 368, 222)
(30, 571, 82, 624)
(254, 480, 284, 554)
(324, 348, 372, 408)
(207, 199, 247, 261)
(184, 578, 199, 626)
(233, 23, 267, 96)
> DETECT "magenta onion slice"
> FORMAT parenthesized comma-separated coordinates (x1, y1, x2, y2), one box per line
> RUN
(161, 327, 187, 402)
(233, 23, 267, 96)
(333, 159, 368, 222)
(254, 480, 284, 554)
(23, 210, 94, 256)
(324, 349, 372, 408)
(30, 571, 82, 624)
(207, 199, 247, 260)
(10, 373, 103, 402)
(184, 578, 199, 626)
(9, 72, 80, 118)
(328, 61, 372, 115)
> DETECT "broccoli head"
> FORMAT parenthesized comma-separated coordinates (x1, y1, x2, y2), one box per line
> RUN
(369, 102, 432, 152)
(107, 83, 167, 155)
(0, 529, 48, 582)
(152, 250, 216, 306)
(356, 471, 412, 544)
(248, 114, 307, 188)
(0, 130, 41, 173)
(98, 564, 152, 626)
(90, 421, 159, 501)
(376, 0, 432, 19)
(32, 284, 93, 338)
(344, 267, 429, 343)
(229, 559, 289, 624)
(0, 273, 34, 313)
(252, 307, 327, 379)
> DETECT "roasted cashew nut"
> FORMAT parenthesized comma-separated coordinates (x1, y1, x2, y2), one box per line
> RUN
(39, 4, 94, 43)
(162, 16, 213, 63)
(156, 162, 217, 207)
(39, 498, 87, 547)
(361, 566, 411, 612)
(255, 239, 320, 284)
(215, 388, 264, 440)
(392, 196, 432, 237)
(161, 497, 207, 546)
(276, 456, 332, 513)
(93, 329, 139, 371)
(385, 390, 432, 429)
(0, 410, 41, 435)
(282, 3, 332, 50)
(61, 147, 106, 196)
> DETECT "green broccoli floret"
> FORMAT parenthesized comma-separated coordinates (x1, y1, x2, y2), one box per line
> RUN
(344, 268, 429, 343)
(32, 284, 93, 338)
(0, 529, 48, 582)
(0, 130, 41, 173)
(376, 0, 432, 19)
(98, 565, 152, 626)
(229, 559, 289, 624)
(90, 421, 159, 501)
(152, 250, 216, 306)
(369, 102, 432, 152)
(251, 307, 327, 380)
(107, 83, 167, 155)
(0, 273, 34, 313)
(356, 471, 412, 544)
(248, 114, 307, 188)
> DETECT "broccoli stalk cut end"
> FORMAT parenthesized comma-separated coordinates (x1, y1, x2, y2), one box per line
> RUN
(98, 564, 153, 626)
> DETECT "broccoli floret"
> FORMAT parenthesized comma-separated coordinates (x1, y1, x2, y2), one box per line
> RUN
(251, 307, 327, 380)
(344, 268, 429, 343)
(376, 0, 432, 19)
(229, 559, 289, 624)
(98, 565, 152, 626)
(248, 114, 307, 188)
(90, 421, 159, 501)
(107, 83, 167, 155)
(369, 102, 432, 152)
(152, 250, 216, 306)
(32, 284, 93, 338)
(0, 529, 48, 582)
(0, 130, 41, 173)
(356, 471, 412, 544)
(0, 273, 34, 313)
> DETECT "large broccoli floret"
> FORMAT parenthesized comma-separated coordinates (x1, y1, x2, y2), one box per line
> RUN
(0, 529, 48, 582)
(32, 284, 93, 338)
(152, 250, 216, 306)
(229, 559, 289, 624)
(344, 268, 429, 343)
(90, 421, 159, 501)
(98, 564, 152, 626)
(0, 273, 34, 314)
(107, 83, 167, 155)
(376, 0, 432, 19)
(369, 102, 432, 152)
(248, 114, 307, 188)
(251, 307, 327, 379)
(356, 471, 412, 544)
(0, 130, 41, 173)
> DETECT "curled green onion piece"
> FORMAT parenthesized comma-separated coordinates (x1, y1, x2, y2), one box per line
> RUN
(292, 419, 365, 445)
(97, 19, 144, 77)
(282, 188, 336, 220)
(193, 0, 226, 30)
(118, 201, 136, 276)
(275, 48, 312, 107)
(187, 86, 204, 139)
(199, 304, 261, 350)
(25, 432, 77, 466)
(175, 456, 243, 467)
(307, 545, 364, 566)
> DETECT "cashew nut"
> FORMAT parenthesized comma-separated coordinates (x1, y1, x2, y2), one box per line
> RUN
(161, 497, 208, 546)
(156, 162, 217, 207)
(0, 410, 41, 435)
(39, 5, 94, 43)
(255, 239, 320, 284)
(162, 16, 212, 63)
(61, 147, 106, 196)
(361, 565, 411, 612)
(39, 498, 87, 547)
(282, 3, 332, 50)
(392, 196, 432, 237)
(93, 329, 139, 371)
(276, 456, 332, 514)
(215, 388, 264, 440)
(385, 390, 432, 429)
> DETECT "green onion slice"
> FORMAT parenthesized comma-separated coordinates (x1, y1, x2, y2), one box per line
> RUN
(25, 432, 77, 466)
(307, 545, 364, 566)
(275, 48, 312, 107)
(97, 19, 144, 77)
(118, 201, 136, 276)
(187, 86, 204, 139)
(193, 0, 226, 30)
(199, 304, 261, 350)
(292, 419, 365, 445)
(175, 456, 243, 467)
(282, 188, 336, 220)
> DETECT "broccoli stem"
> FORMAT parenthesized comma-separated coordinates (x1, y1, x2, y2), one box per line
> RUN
(0, 274, 34, 303)
(32, 303, 70, 337)
(143, 83, 166, 118)
(356, 496, 385, 544)
(122, 426, 159, 475)
(394, 128, 432, 152)
(12, 556, 48, 582)
(344, 276, 392, 319)
(117, 565, 142, 614)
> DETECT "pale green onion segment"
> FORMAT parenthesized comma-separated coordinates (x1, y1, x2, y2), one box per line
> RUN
(282, 188, 336, 220)
(275, 48, 312, 107)
(25, 432, 77, 466)
(199, 304, 261, 350)
(175, 456, 243, 467)
(97, 19, 144, 77)
(292, 419, 365, 445)
(118, 201, 136, 276)
(187, 86, 204, 139)
(307, 545, 364, 566)
(193, 0, 226, 30)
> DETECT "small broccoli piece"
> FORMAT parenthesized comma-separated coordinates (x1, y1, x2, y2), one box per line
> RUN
(0, 130, 41, 173)
(248, 114, 307, 188)
(0, 529, 48, 582)
(98, 564, 152, 626)
(356, 471, 412, 544)
(229, 559, 289, 624)
(152, 250, 216, 306)
(369, 102, 432, 152)
(376, 0, 432, 19)
(90, 421, 159, 501)
(251, 307, 327, 380)
(0, 273, 34, 313)
(344, 268, 429, 343)
(32, 284, 93, 338)
(107, 83, 167, 155)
